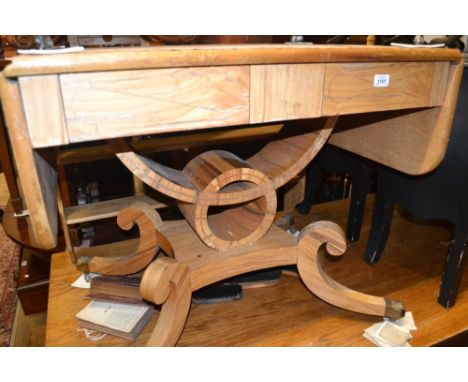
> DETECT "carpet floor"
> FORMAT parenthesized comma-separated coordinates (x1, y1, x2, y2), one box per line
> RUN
(0, 224, 20, 346)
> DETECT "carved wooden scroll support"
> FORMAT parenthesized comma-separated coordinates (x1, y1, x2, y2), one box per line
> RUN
(66, 202, 170, 275)
(296, 221, 405, 319)
(137, 219, 404, 346)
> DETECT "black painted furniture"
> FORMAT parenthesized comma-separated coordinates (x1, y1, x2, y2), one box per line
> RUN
(299, 144, 373, 243)
(300, 65, 467, 308)
(364, 66, 468, 308)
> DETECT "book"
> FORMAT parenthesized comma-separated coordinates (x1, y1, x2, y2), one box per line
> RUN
(86, 275, 144, 305)
(76, 301, 154, 341)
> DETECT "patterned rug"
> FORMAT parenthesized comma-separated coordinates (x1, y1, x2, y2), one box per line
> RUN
(0, 224, 20, 346)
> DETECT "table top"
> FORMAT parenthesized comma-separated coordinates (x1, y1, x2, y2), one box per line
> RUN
(45, 198, 468, 346)
(3, 44, 461, 77)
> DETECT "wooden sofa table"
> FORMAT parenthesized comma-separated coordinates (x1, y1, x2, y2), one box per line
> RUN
(0, 44, 463, 346)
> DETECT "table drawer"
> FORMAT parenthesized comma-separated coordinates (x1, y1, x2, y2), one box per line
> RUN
(60, 66, 250, 143)
(322, 61, 449, 115)
(250, 63, 324, 123)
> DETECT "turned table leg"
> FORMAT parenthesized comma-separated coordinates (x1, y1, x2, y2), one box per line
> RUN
(296, 221, 404, 319)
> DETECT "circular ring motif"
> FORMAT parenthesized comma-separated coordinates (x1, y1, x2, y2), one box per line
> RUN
(193, 168, 277, 250)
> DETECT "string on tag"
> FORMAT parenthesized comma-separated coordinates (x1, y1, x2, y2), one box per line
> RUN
(77, 327, 107, 341)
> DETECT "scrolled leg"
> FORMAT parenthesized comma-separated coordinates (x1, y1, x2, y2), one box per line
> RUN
(140, 256, 192, 346)
(296, 221, 404, 319)
(88, 201, 173, 275)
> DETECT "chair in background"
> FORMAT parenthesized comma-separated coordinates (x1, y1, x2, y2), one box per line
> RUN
(300, 65, 468, 308)
(298, 144, 374, 243)
(364, 66, 468, 308)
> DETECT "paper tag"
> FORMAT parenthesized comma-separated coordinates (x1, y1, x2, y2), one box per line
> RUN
(71, 273, 99, 289)
(17, 46, 85, 55)
(390, 42, 445, 49)
(385, 311, 417, 331)
(364, 311, 417, 347)
(374, 74, 390, 87)
(376, 322, 412, 346)
(14, 209, 29, 217)
(363, 332, 393, 347)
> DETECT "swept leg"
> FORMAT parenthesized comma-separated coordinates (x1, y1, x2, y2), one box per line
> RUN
(140, 256, 191, 346)
(87, 202, 174, 275)
(297, 221, 404, 319)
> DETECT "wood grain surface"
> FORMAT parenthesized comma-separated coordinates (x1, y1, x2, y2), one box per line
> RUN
(117, 118, 336, 207)
(46, 197, 468, 346)
(161, 221, 297, 291)
(139, 257, 191, 346)
(0, 74, 58, 249)
(322, 61, 449, 115)
(250, 64, 324, 123)
(19, 75, 69, 147)
(60, 66, 249, 142)
(179, 150, 277, 250)
(2, 45, 462, 253)
(297, 220, 402, 319)
(86, 203, 166, 275)
(64, 195, 166, 224)
(4, 45, 461, 78)
(56, 123, 285, 165)
(329, 60, 464, 175)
